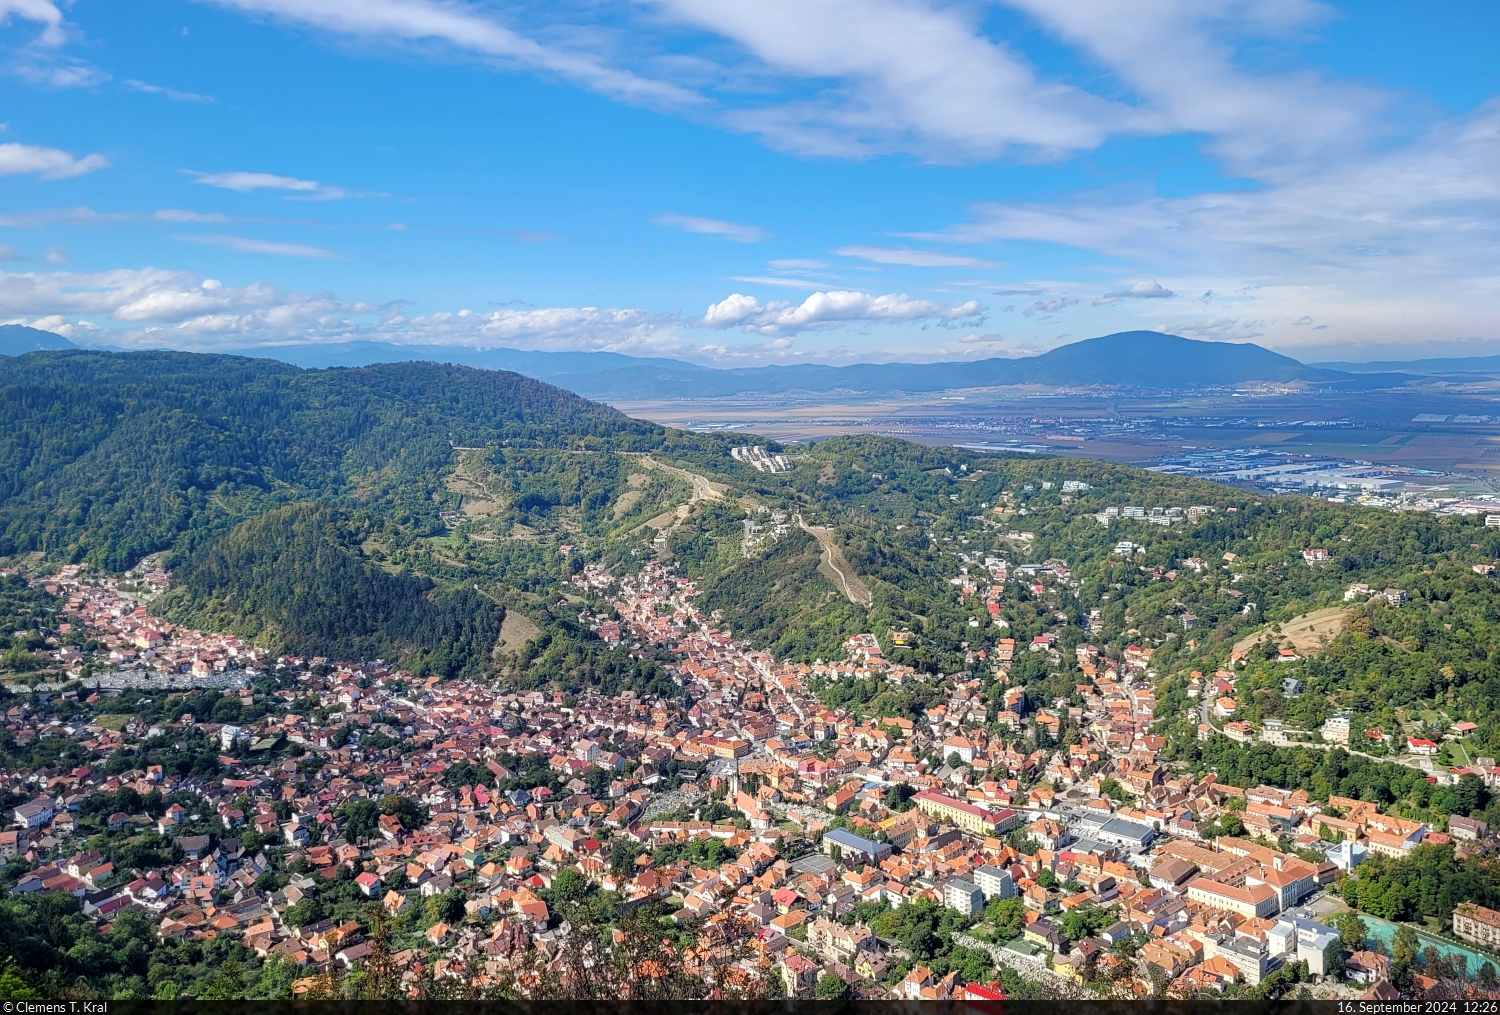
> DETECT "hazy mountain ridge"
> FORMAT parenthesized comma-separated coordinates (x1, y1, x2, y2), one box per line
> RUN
(0, 324, 1440, 394)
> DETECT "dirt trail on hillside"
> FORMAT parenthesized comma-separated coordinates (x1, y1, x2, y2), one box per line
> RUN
(630, 456, 727, 548)
(795, 514, 872, 607)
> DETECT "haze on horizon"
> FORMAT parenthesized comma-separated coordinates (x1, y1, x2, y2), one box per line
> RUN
(1, 0, 1498, 368)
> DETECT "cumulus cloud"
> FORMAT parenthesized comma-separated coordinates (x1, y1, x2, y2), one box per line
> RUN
(175, 234, 343, 259)
(703, 289, 983, 335)
(1093, 280, 1175, 304)
(0, 267, 689, 355)
(834, 245, 1000, 268)
(0, 142, 107, 180)
(0, 245, 21, 262)
(653, 212, 767, 242)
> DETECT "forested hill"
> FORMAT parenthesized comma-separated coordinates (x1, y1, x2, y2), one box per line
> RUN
(162, 504, 502, 679)
(0, 350, 656, 568)
(0, 349, 751, 684)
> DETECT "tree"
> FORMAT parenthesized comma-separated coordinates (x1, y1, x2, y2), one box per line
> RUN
(283, 896, 324, 928)
(0, 962, 39, 1001)
(1218, 812, 1246, 838)
(381, 794, 425, 830)
(425, 887, 468, 926)
(338, 798, 380, 842)
(815, 973, 853, 999)
(884, 783, 915, 811)
(197, 958, 244, 1000)
(1335, 910, 1367, 952)
(1456, 773, 1487, 816)
(986, 897, 1026, 941)
(551, 867, 587, 903)
(1391, 924, 1419, 991)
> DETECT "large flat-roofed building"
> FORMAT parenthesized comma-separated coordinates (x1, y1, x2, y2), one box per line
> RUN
(1454, 903, 1500, 949)
(823, 827, 892, 865)
(912, 790, 1019, 836)
(1095, 816, 1155, 851)
(1186, 877, 1279, 919)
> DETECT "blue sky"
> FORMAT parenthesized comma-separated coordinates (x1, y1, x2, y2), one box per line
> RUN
(2, 0, 1498, 364)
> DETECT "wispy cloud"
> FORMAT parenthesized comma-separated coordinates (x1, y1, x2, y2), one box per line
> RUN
(124, 79, 215, 102)
(653, 212, 767, 243)
(730, 276, 827, 290)
(202, 0, 698, 107)
(0, 142, 107, 180)
(154, 209, 232, 223)
(0, 0, 66, 46)
(174, 234, 343, 259)
(184, 169, 362, 200)
(835, 245, 1000, 268)
(1022, 297, 1077, 317)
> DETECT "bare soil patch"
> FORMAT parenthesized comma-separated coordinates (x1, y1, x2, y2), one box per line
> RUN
(1233, 605, 1354, 658)
(496, 609, 541, 654)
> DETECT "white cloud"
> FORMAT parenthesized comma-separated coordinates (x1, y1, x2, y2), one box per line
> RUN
(124, 79, 216, 102)
(184, 170, 355, 200)
(703, 289, 983, 335)
(0, 0, 65, 46)
(0, 267, 686, 355)
(653, 212, 767, 242)
(998, 0, 1381, 177)
(0, 245, 21, 262)
(154, 209, 232, 223)
(730, 276, 825, 290)
(1161, 317, 1266, 341)
(1093, 280, 1175, 304)
(648, 0, 1136, 160)
(0, 142, 107, 180)
(911, 97, 1500, 350)
(1022, 297, 1077, 317)
(834, 245, 1001, 268)
(174, 234, 343, 259)
(43, 247, 67, 264)
(15, 61, 109, 88)
(203, 0, 697, 107)
(768, 258, 828, 270)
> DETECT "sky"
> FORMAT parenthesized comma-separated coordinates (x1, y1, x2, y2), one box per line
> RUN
(1, 0, 1499, 366)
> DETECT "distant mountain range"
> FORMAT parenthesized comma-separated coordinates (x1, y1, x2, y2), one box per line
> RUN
(0, 324, 76, 355)
(0, 323, 1463, 396)
(1313, 354, 1500, 375)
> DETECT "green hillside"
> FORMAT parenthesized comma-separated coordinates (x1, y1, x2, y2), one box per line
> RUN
(161, 504, 501, 679)
(8, 348, 1500, 797)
